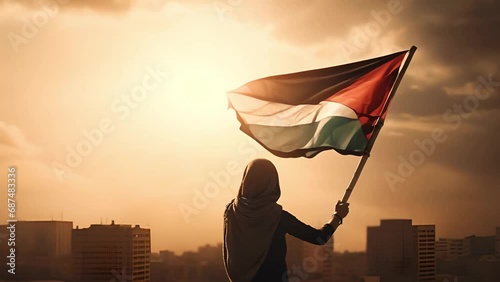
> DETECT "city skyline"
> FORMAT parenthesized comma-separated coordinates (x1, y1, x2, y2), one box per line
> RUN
(1, 0, 499, 255)
(3, 218, 499, 254)
(1, 218, 498, 281)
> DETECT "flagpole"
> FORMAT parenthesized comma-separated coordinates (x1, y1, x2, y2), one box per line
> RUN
(340, 46, 417, 203)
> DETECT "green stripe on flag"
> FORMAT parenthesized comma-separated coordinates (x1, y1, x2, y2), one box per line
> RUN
(247, 116, 367, 154)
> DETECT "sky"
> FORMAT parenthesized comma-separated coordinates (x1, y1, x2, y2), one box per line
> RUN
(0, 0, 499, 254)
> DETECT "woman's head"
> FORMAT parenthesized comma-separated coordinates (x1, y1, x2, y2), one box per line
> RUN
(238, 158, 280, 202)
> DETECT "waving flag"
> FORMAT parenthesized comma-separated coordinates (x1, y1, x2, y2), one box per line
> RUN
(227, 50, 410, 158)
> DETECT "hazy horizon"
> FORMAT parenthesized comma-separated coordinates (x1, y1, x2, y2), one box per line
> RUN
(7, 217, 500, 255)
(1, 0, 499, 255)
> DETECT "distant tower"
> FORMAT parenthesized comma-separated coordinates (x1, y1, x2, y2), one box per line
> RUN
(72, 222, 151, 282)
(367, 219, 435, 282)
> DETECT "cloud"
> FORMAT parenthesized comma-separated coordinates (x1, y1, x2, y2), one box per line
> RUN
(221, 0, 500, 120)
(232, 0, 500, 66)
(0, 0, 133, 12)
(233, 0, 402, 46)
(389, 74, 500, 117)
(0, 121, 41, 158)
(378, 108, 500, 178)
(398, 0, 500, 68)
(443, 81, 478, 96)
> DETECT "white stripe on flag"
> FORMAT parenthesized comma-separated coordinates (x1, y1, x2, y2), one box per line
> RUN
(228, 93, 358, 127)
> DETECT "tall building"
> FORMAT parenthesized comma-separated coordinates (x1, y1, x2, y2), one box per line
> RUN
(0, 220, 72, 281)
(415, 225, 435, 281)
(367, 219, 435, 282)
(435, 238, 464, 259)
(72, 221, 150, 282)
(496, 227, 500, 254)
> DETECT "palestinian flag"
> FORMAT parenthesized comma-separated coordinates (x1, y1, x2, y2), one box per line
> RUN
(227, 50, 409, 158)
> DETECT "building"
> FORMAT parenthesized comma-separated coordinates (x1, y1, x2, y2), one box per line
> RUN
(159, 250, 179, 265)
(435, 238, 464, 259)
(435, 239, 448, 259)
(367, 219, 435, 282)
(463, 235, 496, 257)
(0, 220, 72, 281)
(153, 250, 184, 282)
(72, 221, 150, 282)
(447, 238, 464, 258)
(496, 227, 500, 254)
(302, 236, 334, 281)
(415, 225, 435, 281)
(152, 244, 227, 282)
(320, 237, 334, 281)
(367, 220, 416, 282)
(330, 252, 367, 282)
(196, 244, 227, 282)
(198, 243, 223, 262)
(285, 234, 334, 281)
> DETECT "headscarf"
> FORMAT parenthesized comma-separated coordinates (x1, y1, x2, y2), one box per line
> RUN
(223, 158, 283, 282)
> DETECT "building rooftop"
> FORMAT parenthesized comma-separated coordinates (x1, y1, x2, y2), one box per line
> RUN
(75, 220, 147, 230)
